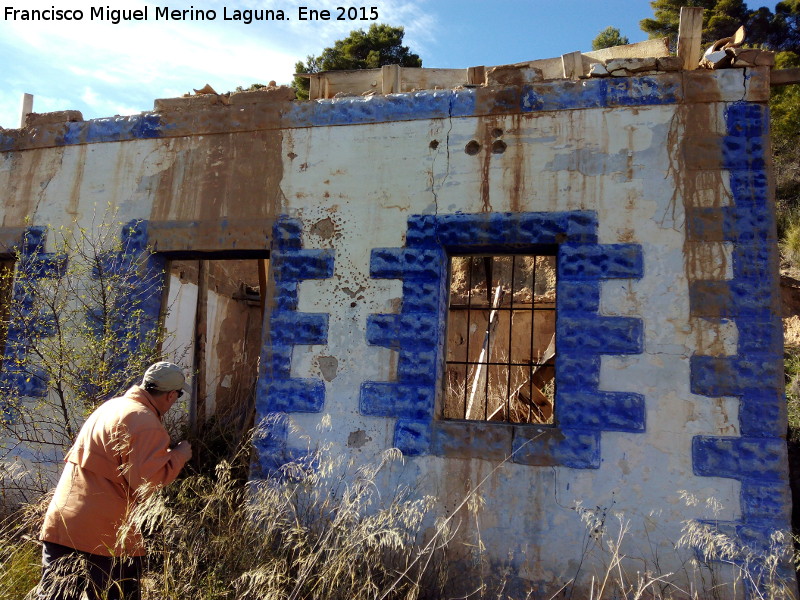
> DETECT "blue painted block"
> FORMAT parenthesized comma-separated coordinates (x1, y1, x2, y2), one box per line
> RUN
(722, 136, 767, 171)
(21, 227, 46, 255)
(433, 215, 479, 248)
(692, 436, 786, 481)
(132, 114, 161, 139)
(733, 354, 783, 392)
(367, 314, 403, 349)
(557, 280, 600, 313)
(254, 413, 288, 453)
(559, 243, 643, 280)
(741, 482, 792, 522)
(370, 248, 442, 281)
(21, 253, 67, 279)
(330, 96, 381, 124)
(402, 280, 442, 313)
(121, 220, 150, 252)
(725, 102, 769, 137)
(512, 428, 600, 469)
(437, 213, 543, 248)
(60, 122, 85, 146)
(0, 366, 49, 398)
(397, 349, 438, 383)
(272, 249, 335, 281)
(732, 243, 777, 280)
(93, 252, 127, 279)
(728, 171, 769, 207)
(273, 219, 303, 250)
(84, 117, 130, 143)
(261, 344, 292, 378)
(736, 318, 783, 354)
(736, 521, 792, 555)
(738, 392, 786, 439)
(450, 89, 477, 117)
(266, 378, 325, 413)
(0, 131, 16, 152)
(556, 390, 645, 432)
(730, 279, 779, 315)
(557, 316, 643, 354)
(514, 212, 565, 244)
(394, 419, 432, 456)
(405, 215, 438, 248)
(563, 212, 599, 243)
(271, 311, 328, 346)
(272, 280, 299, 311)
(730, 205, 775, 243)
(689, 280, 776, 319)
(252, 414, 289, 475)
(397, 312, 439, 348)
(522, 79, 609, 112)
(381, 91, 452, 122)
(556, 354, 600, 389)
(609, 75, 682, 106)
(690, 355, 737, 396)
(360, 381, 434, 420)
(10, 289, 36, 314)
(431, 421, 514, 459)
(30, 310, 57, 337)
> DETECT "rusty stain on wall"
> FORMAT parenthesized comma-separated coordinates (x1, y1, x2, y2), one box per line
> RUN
(150, 131, 285, 223)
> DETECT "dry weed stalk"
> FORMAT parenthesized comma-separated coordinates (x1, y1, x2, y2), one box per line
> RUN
(130, 420, 440, 600)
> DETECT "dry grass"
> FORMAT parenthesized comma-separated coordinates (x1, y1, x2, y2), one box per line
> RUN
(130, 420, 442, 600)
(2, 423, 797, 600)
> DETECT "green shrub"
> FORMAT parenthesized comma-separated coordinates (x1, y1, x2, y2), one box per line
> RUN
(0, 501, 47, 600)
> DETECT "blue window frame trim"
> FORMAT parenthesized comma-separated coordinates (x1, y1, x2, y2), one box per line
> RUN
(0, 221, 166, 410)
(254, 217, 335, 474)
(0, 227, 66, 402)
(362, 211, 645, 468)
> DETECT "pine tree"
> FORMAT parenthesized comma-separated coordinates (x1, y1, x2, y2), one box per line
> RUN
(293, 24, 422, 100)
(592, 27, 630, 50)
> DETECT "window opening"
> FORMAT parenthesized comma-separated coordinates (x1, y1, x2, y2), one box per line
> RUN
(444, 254, 556, 424)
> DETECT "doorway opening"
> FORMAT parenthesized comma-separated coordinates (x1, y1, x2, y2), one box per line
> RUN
(160, 254, 269, 466)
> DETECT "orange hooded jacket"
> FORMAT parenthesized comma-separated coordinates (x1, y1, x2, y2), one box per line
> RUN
(40, 385, 191, 557)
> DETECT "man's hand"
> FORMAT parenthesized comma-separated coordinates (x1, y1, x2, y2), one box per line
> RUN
(173, 440, 192, 461)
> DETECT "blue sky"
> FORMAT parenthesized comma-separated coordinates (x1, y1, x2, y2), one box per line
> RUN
(0, 0, 657, 129)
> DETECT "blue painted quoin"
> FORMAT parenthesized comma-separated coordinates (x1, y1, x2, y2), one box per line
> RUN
(362, 211, 645, 468)
(254, 217, 335, 474)
(0, 227, 67, 402)
(689, 102, 791, 563)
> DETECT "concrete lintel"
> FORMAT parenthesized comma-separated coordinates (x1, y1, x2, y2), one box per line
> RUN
(147, 218, 274, 255)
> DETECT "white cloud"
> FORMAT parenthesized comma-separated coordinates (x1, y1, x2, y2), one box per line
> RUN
(81, 86, 99, 106)
(0, 0, 436, 126)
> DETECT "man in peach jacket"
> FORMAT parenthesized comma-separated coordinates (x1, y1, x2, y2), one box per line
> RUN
(38, 362, 193, 600)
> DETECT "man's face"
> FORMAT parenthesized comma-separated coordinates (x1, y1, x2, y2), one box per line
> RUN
(166, 388, 184, 411)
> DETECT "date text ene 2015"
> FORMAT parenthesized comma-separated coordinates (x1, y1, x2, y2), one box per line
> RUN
(298, 7, 379, 21)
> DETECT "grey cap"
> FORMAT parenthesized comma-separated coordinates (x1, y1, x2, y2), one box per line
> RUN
(142, 362, 188, 393)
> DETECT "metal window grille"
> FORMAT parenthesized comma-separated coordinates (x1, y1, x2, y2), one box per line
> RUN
(444, 255, 556, 424)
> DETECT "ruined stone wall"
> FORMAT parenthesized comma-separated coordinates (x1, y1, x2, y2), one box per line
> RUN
(0, 68, 789, 594)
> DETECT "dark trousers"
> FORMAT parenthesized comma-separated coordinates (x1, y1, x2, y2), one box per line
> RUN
(38, 541, 142, 600)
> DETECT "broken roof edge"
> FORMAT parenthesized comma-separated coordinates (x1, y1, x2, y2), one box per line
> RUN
(297, 38, 674, 99)
(293, 38, 671, 80)
(0, 68, 772, 154)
